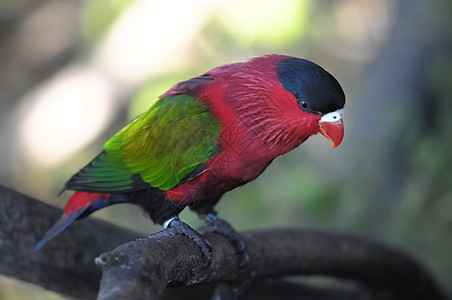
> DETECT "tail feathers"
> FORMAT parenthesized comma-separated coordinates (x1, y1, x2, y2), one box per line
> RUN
(63, 191, 110, 216)
(32, 191, 111, 251)
(32, 209, 87, 251)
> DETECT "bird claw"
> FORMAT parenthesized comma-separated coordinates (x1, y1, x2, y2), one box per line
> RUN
(199, 213, 250, 268)
(150, 215, 249, 268)
(150, 217, 212, 267)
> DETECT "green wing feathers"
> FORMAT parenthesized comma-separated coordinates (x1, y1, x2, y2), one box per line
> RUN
(104, 94, 221, 190)
(65, 151, 150, 193)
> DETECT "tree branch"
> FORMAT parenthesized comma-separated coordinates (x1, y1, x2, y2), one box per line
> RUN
(0, 185, 137, 299)
(96, 226, 448, 300)
(0, 185, 448, 300)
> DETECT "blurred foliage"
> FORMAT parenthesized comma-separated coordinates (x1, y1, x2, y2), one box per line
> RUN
(0, 0, 31, 19)
(1, 0, 451, 299)
(81, 0, 136, 44)
(384, 51, 452, 284)
(0, 277, 63, 300)
(207, 0, 311, 48)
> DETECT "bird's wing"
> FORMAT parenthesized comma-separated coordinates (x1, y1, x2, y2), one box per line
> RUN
(64, 151, 151, 193)
(65, 93, 221, 193)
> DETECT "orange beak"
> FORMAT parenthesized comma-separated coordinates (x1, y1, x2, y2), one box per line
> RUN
(319, 109, 344, 148)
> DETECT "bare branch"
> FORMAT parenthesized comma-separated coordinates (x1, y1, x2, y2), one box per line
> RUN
(0, 185, 137, 299)
(96, 224, 448, 300)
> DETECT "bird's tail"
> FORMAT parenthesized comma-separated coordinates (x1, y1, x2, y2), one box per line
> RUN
(31, 191, 112, 251)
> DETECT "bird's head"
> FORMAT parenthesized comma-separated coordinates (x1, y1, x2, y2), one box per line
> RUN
(276, 56, 345, 148)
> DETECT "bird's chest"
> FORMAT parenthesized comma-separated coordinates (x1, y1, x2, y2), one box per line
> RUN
(209, 123, 277, 181)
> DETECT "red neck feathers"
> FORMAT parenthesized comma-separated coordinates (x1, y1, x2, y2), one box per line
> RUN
(199, 55, 322, 156)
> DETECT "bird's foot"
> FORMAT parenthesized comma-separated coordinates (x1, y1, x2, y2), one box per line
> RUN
(150, 217, 212, 267)
(199, 213, 250, 268)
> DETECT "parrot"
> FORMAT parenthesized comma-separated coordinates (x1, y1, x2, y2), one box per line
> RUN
(32, 54, 345, 264)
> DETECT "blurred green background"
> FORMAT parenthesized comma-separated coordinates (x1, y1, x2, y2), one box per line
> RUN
(1, 0, 451, 298)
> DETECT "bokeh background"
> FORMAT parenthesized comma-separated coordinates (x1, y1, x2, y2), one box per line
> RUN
(1, 0, 451, 298)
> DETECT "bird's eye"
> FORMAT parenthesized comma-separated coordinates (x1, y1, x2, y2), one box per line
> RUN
(299, 100, 310, 111)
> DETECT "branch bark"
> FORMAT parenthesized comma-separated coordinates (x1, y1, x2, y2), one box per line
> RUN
(0, 185, 448, 300)
(0, 185, 137, 299)
(96, 226, 447, 300)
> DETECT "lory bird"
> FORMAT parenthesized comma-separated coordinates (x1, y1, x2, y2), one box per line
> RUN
(33, 55, 345, 263)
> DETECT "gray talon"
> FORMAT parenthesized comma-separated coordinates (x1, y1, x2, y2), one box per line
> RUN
(200, 213, 250, 268)
(150, 217, 212, 267)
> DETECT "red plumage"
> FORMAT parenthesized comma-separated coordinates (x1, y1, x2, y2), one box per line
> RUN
(163, 55, 323, 203)
(63, 192, 110, 216)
